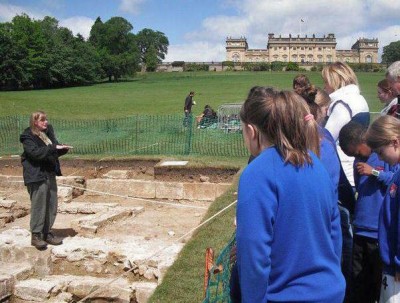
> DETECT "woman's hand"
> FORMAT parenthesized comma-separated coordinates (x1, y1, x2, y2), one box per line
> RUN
(56, 144, 73, 150)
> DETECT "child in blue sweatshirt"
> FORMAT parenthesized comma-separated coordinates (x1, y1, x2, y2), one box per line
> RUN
(339, 121, 397, 303)
(366, 115, 400, 303)
(236, 87, 345, 303)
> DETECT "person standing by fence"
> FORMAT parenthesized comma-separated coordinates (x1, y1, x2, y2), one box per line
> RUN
(20, 111, 71, 250)
(183, 91, 195, 127)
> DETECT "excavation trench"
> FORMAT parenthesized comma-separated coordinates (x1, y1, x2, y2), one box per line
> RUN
(0, 158, 237, 302)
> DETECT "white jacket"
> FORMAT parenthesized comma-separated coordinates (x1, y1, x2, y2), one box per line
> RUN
(325, 84, 369, 186)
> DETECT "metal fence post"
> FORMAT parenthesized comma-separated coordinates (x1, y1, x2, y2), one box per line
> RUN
(185, 114, 194, 155)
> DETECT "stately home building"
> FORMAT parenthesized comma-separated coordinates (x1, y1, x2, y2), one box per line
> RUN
(226, 33, 379, 64)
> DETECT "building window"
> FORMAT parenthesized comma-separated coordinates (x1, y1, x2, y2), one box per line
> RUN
(318, 47, 322, 51)
(274, 47, 277, 50)
(283, 47, 287, 50)
(309, 47, 312, 50)
(365, 55, 372, 63)
(232, 53, 240, 62)
(301, 47, 304, 50)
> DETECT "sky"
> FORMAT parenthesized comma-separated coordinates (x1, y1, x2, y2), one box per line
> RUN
(1, 0, 400, 62)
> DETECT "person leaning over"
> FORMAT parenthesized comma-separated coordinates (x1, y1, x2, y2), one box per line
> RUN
(339, 121, 398, 303)
(20, 111, 71, 250)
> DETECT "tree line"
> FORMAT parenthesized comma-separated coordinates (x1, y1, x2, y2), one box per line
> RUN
(0, 14, 169, 90)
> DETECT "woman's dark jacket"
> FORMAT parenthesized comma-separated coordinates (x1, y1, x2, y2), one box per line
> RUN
(19, 125, 67, 185)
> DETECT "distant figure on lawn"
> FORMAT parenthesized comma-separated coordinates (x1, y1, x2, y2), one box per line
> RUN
(198, 105, 217, 128)
(183, 91, 195, 127)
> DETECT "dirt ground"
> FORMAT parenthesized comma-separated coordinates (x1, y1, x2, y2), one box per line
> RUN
(0, 158, 238, 183)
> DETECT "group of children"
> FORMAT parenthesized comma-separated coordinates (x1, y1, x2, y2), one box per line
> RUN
(233, 60, 400, 303)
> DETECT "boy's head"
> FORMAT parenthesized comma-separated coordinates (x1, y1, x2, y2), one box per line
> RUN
(339, 121, 371, 159)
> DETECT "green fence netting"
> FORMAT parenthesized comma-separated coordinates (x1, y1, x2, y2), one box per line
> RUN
(0, 115, 248, 157)
(203, 232, 236, 303)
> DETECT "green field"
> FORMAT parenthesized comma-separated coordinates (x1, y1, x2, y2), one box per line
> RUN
(0, 71, 386, 119)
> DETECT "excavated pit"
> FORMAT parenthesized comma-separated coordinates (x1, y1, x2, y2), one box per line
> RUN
(0, 158, 238, 302)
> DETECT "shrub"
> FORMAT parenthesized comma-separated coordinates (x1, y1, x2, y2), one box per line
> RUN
(222, 61, 234, 68)
(270, 61, 285, 71)
(285, 62, 299, 71)
(184, 63, 209, 72)
(171, 61, 185, 67)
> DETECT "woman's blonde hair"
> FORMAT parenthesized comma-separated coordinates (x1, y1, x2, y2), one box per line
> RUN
(29, 111, 47, 136)
(240, 87, 320, 166)
(366, 115, 400, 150)
(321, 62, 358, 91)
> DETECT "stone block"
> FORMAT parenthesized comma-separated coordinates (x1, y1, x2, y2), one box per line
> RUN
(86, 179, 156, 199)
(132, 281, 157, 303)
(0, 200, 16, 209)
(57, 176, 86, 197)
(58, 186, 73, 203)
(67, 276, 133, 301)
(183, 182, 217, 201)
(155, 182, 184, 200)
(14, 278, 57, 301)
(0, 274, 14, 301)
(102, 170, 129, 179)
(70, 208, 140, 236)
(58, 202, 119, 214)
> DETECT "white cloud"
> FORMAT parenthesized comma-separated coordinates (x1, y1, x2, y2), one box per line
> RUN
(166, 0, 400, 62)
(165, 42, 226, 62)
(59, 16, 94, 39)
(118, 0, 146, 15)
(0, 3, 45, 22)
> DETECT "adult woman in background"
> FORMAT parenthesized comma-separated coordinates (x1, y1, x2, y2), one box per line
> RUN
(20, 111, 71, 249)
(322, 62, 370, 140)
(321, 62, 369, 299)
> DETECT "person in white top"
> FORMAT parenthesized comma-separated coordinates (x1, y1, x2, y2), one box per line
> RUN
(322, 62, 370, 186)
(321, 62, 370, 301)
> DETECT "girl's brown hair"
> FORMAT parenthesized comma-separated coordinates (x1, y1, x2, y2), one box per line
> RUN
(321, 62, 358, 91)
(366, 115, 400, 150)
(293, 74, 311, 95)
(29, 111, 47, 136)
(300, 87, 331, 125)
(240, 87, 320, 166)
(377, 79, 392, 93)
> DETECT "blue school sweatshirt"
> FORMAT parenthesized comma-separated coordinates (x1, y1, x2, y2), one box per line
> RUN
(379, 169, 400, 276)
(353, 153, 395, 239)
(236, 147, 345, 303)
(320, 127, 340, 197)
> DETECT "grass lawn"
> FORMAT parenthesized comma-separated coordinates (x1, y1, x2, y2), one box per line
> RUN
(0, 71, 385, 119)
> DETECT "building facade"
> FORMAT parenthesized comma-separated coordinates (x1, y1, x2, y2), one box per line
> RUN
(226, 33, 379, 64)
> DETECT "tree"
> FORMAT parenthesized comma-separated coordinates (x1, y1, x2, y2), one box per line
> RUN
(382, 41, 400, 65)
(89, 17, 139, 81)
(136, 28, 169, 72)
